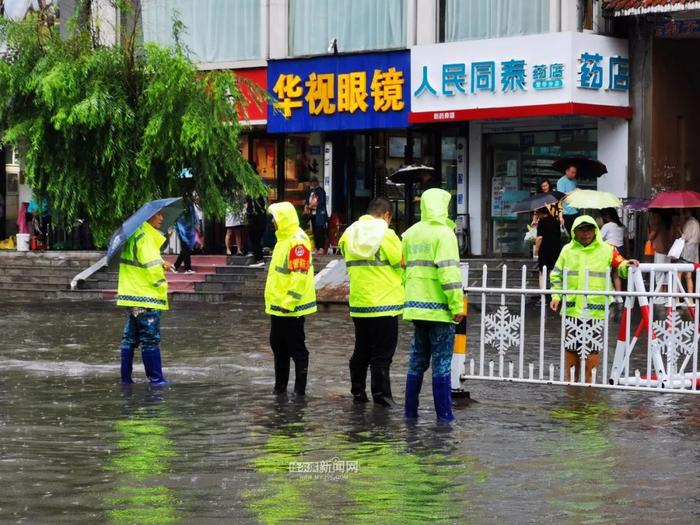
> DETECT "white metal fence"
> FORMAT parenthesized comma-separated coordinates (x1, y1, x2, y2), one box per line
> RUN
(458, 263, 700, 394)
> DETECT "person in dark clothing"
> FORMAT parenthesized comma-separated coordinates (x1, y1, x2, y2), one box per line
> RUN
(246, 194, 267, 267)
(534, 207, 561, 288)
(304, 176, 328, 255)
(172, 196, 197, 274)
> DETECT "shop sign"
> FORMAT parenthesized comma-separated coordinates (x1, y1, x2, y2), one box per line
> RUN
(410, 32, 631, 124)
(268, 51, 410, 132)
(656, 19, 700, 38)
(233, 67, 268, 124)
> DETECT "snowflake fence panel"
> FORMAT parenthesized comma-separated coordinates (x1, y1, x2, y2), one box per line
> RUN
(459, 263, 700, 394)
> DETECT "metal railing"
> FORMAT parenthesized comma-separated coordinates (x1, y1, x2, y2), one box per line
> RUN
(458, 263, 700, 394)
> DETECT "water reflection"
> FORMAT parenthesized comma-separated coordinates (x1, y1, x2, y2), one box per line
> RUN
(544, 390, 618, 523)
(104, 386, 179, 524)
(245, 400, 489, 524)
(1, 302, 700, 523)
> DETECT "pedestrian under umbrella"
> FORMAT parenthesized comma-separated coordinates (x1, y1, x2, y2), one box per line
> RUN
(107, 197, 184, 386)
(647, 190, 700, 209)
(564, 189, 621, 210)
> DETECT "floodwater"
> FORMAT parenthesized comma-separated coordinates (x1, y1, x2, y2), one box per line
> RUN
(1, 301, 699, 524)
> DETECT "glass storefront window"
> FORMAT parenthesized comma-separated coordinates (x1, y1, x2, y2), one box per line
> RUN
(439, 0, 549, 43)
(284, 135, 314, 208)
(441, 131, 460, 219)
(252, 137, 278, 202)
(487, 128, 597, 255)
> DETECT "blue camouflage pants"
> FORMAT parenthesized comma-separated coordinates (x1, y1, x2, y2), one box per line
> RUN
(120, 309, 161, 353)
(407, 320, 455, 378)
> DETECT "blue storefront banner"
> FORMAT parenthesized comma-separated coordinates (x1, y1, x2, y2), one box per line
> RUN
(267, 51, 410, 133)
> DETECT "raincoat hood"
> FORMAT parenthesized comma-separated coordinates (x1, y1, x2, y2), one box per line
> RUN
(342, 215, 388, 258)
(570, 214, 602, 248)
(420, 188, 455, 228)
(269, 202, 300, 240)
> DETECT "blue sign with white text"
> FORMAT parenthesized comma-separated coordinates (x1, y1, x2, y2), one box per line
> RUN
(267, 51, 410, 133)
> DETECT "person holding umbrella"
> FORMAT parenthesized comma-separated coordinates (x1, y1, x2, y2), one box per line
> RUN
(108, 197, 183, 386)
(678, 209, 700, 293)
(556, 164, 579, 234)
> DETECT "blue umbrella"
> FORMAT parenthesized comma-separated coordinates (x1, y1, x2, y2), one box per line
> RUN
(106, 197, 184, 270)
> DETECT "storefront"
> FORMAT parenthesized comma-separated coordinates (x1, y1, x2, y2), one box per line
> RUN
(267, 50, 413, 237)
(410, 32, 632, 256)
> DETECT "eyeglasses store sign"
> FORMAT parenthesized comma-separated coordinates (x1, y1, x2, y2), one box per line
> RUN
(268, 51, 410, 133)
(410, 32, 630, 123)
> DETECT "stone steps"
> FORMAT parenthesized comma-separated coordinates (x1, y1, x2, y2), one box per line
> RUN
(75, 255, 270, 303)
(0, 274, 73, 286)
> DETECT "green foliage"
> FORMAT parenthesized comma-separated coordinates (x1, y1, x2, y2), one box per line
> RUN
(0, 4, 264, 246)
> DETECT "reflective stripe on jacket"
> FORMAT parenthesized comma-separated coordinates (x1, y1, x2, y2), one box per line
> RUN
(402, 188, 464, 323)
(551, 215, 629, 319)
(117, 222, 169, 310)
(339, 215, 404, 318)
(265, 202, 317, 317)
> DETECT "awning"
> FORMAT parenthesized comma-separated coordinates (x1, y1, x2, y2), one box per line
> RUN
(605, 0, 700, 17)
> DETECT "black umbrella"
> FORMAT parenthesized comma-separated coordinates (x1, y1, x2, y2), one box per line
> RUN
(512, 193, 560, 214)
(388, 165, 435, 184)
(552, 157, 607, 178)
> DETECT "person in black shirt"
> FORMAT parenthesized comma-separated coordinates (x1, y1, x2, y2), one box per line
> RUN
(533, 207, 561, 288)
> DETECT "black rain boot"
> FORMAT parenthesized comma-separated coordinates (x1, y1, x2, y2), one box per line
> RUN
(293, 359, 308, 397)
(350, 364, 370, 403)
(371, 366, 398, 408)
(273, 355, 290, 395)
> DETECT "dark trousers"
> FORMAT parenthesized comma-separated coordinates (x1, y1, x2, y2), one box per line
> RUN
(350, 316, 398, 399)
(563, 213, 579, 236)
(248, 216, 266, 262)
(269, 315, 309, 393)
(174, 240, 192, 271)
(350, 316, 399, 371)
(312, 223, 326, 251)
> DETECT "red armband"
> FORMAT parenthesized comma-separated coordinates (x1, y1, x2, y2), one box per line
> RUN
(289, 244, 310, 272)
(611, 247, 625, 269)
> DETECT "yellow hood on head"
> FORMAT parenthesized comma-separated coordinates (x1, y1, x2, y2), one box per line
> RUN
(342, 215, 388, 258)
(268, 202, 300, 240)
(420, 188, 455, 228)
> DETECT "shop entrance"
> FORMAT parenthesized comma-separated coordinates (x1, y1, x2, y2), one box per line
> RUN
(486, 128, 598, 256)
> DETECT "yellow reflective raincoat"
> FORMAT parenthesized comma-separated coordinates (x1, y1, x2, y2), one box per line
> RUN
(117, 222, 168, 310)
(265, 202, 317, 317)
(339, 215, 404, 317)
(551, 215, 630, 319)
(402, 188, 464, 323)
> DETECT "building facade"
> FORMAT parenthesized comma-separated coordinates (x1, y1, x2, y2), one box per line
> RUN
(7, 1, 684, 257)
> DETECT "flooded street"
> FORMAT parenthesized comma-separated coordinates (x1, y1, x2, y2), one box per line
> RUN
(1, 301, 699, 524)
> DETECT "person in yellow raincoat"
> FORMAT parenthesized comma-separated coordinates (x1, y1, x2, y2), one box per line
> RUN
(339, 197, 404, 407)
(117, 211, 171, 385)
(550, 215, 639, 383)
(265, 202, 317, 396)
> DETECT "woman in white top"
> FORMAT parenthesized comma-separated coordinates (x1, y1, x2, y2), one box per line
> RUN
(225, 194, 246, 256)
(679, 209, 700, 293)
(600, 208, 627, 300)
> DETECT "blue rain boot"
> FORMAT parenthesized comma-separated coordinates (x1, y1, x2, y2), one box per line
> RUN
(120, 347, 134, 385)
(404, 373, 423, 418)
(432, 375, 455, 422)
(142, 348, 169, 386)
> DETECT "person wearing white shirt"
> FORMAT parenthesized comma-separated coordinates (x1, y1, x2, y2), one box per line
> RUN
(600, 208, 627, 302)
(679, 209, 700, 293)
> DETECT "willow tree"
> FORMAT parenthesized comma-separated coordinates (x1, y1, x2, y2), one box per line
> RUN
(0, 1, 264, 245)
